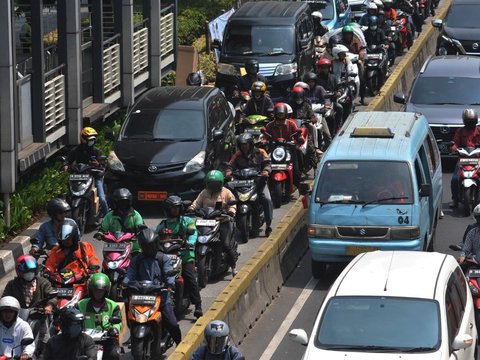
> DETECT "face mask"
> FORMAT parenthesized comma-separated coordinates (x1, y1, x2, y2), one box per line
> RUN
(369, 25, 378, 31)
(67, 323, 83, 338)
(87, 140, 95, 147)
(295, 98, 303, 105)
(22, 272, 36, 282)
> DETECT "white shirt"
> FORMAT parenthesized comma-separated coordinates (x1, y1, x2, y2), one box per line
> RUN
(0, 317, 35, 357)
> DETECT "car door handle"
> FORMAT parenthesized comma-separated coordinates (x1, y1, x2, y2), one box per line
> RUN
(470, 322, 474, 330)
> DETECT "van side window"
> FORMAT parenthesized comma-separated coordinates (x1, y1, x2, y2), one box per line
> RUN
(218, 96, 232, 122)
(423, 139, 435, 174)
(414, 160, 424, 191)
(336, 0, 347, 13)
(427, 130, 440, 170)
(299, 18, 309, 41)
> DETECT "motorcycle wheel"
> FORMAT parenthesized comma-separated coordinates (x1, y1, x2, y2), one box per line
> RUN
(367, 76, 378, 96)
(464, 187, 472, 217)
(273, 181, 283, 209)
(197, 252, 212, 288)
(72, 202, 87, 236)
(237, 213, 249, 243)
(131, 337, 148, 360)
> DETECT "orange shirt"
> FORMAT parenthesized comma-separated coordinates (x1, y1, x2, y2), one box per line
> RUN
(45, 242, 99, 276)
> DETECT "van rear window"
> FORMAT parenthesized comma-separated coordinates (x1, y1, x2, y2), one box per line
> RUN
(315, 161, 413, 204)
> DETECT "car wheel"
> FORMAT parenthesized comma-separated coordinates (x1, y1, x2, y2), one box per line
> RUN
(312, 258, 327, 279)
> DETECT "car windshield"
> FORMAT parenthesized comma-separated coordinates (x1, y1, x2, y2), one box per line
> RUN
(410, 77, 480, 105)
(316, 296, 440, 350)
(122, 109, 204, 140)
(447, 4, 480, 28)
(224, 25, 295, 56)
(308, 0, 335, 20)
(315, 161, 413, 204)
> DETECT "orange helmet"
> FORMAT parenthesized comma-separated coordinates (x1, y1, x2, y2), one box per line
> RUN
(251, 81, 267, 94)
(80, 127, 98, 144)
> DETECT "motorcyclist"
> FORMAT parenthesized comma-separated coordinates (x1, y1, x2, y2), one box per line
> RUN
(30, 197, 72, 254)
(44, 218, 100, 283)
(189, 171, 238, 276)
(186, 71, 204, 86)
(226, 133, 273, 237)
(0, 296, 35, 360)
(459, 204, 480, 266)
(99, 187, 143, 255)
(339, 24, 366, 105)
(265, 103, 305, 187)
(312, 11, 329, 36)
(463, 204, 480, 244)
(331, 44, 359, 101)
(39, 307, 96, 360)
(241, 81, 274, 120)
(122, 227, 182, 345)
(359, 2, 378, 26)
(383, 0, 397, 21)
(155, 195, 203, 319)
(363, 16, 389, 84)
(235, 59, 268, 95)
(63, 127, 109, 223)
(450, 109, 480, 209)
(2, 255, 57, 356)
(191, 320, 244, 360)
(77, 273, 122, 360)
(316, 58, 346, 127)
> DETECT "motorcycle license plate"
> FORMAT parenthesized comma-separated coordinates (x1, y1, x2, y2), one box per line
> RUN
(245, 128, 261, 135)
(138, 191, 167, 201)
(271, 164, 287, 170)
(58, 288, 74, 298)
(459, 158, 479, 165)
(469, 269, 480, 278)
(69, 174, 90, 180)
(130, 295, 157, 305)
(104, 242, 127, 251)
(233, 180, 255, 187)
(346, 246, 380, 256)
(196, 219, 217, 226)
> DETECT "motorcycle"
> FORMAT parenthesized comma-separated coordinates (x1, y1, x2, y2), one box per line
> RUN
(292, 118, 319, 175)
(239, 114, 269, 143)
(126, 280, 173, 359)
(365, 44, 388, 96)
(0, 338, 34, 360)
(334, 72, 357, 121)
(311, 102, 331, 146)
(95, 231, 136, 301)
(396, 11, 413, 55)
(234, 91, 251, 124)
(63, 155, 107, 235)
(83, 317, 122, 360)
(384, 19, 398, 65)
(456, 147, 480, 216)
(226, 168, 265, 243)
(189, 207, 239, 288)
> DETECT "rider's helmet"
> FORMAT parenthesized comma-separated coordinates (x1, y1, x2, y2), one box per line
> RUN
(274, 102, 288, 122)
(251, 81, 267, 99)
(80, 126, 98, 145)
(316, 58, 332, 72)
(328, 35, 339, 51)
(463, 109, 478, 128)
(245, 59, 259, 75)
(87, 272, 111, 297)
(204, 320, 230, 355)
(165, 195, 184, 218)
(138, 227, 159, 258)
(58, 218, 80, 249)
(382, 0, 393, 9)
(374, 0, 384, 9)
(311, 11, 323, 21)
(59, 308, 85, 338)
(205, 170, 224, 193)
(332, 44, 349, 60)
(0, 296, 21, 326)
(303, 72, 318, 88)
(292, 86, 306, 105)
(366, 1, 378, 15)
(15, 254, 38, 282)
(474, 204, 480, 225)
(47, 197, 71, 219)
(341, 24, 355, 42)
(285, 103, 293, 118)
(112, 187, 133, 212)
(186, 72, 203, 86)
(368, 15, 379, 30)
(377, 10, 386, 24)
(237, 133, 254, 154)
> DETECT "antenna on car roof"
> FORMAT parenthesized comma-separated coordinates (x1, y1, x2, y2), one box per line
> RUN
(383, 252, 395, 292)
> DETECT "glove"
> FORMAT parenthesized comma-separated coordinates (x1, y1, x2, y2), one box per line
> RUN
(227, 211, 236, 218)
(107, 326, 119, 337)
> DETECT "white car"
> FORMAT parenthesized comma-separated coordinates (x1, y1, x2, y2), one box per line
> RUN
(290, 251, 478, 359)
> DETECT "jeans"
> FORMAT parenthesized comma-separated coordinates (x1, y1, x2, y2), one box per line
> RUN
(182, 261, 202, 306)
(259, 180, 273, 224)
(451, 163, 459, 201)
(94, 177, 109, 217)
(219, 221, 237, 268)
(161, 302, 182, 345)
(102, 339, 121, 360)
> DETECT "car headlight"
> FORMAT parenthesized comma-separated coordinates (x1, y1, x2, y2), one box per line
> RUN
(183, 151, 205, 173)
(390, 226, 420, 240)
(308, 225, 335, 238)
(107, 151, 126, 172)
(272, 147, 286, 162)
(274, 62, 297, 76)
(217, 63, 239, 76)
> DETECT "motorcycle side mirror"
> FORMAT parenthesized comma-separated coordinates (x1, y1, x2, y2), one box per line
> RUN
(351, 58, 358, 64)
(212, 129, 224, 141)
(211, 39, 222, 50)
(48, 289, 59, 298)
(182, 200, 192, 208)
(59, 155, 67, 163)
(109, 317, 122, 325)
(104, 129, 115, 141)
(393, 92, 406, 104)
(431, 19, 443, 29)
(227, 199, 237, 206)
(98, 155, 107, 162)
(298, 183, 311, 196)
(449, 244, 462, 252)
(138, 224, 149, 231)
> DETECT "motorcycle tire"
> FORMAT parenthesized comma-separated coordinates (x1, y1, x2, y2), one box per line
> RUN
(72, 202, 87, 236)
(237, 213, 249, 243)
(464, 187, 472, 217)
(197, 252, 212, 288)
(273, 181, 283, 209)
(131, 337, 148, 360)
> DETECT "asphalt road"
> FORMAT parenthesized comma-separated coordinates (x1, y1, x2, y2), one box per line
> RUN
(239, 162, 479, 360)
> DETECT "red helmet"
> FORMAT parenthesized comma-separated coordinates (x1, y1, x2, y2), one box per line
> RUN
(15, 254, 38, 277)
(316, 58, 332, 67)
(292, 86, 305, 104)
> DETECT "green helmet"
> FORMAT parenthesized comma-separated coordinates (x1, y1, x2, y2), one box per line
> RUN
(342, 24, 355, 34)
(205, 170, 224, 193)
(87, 272, 111, 296)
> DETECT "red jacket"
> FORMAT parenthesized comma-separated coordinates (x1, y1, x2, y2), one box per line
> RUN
(265, 119, 302, 142)
(451, 126, 480, 152)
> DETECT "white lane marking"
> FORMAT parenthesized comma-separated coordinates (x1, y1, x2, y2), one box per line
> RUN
(259, 277, 319, 360)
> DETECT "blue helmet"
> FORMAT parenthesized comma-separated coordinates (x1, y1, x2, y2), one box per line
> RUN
(369, 15, 379, 26)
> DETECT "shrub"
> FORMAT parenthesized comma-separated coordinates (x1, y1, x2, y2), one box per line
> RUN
(178, 8, 208, 45)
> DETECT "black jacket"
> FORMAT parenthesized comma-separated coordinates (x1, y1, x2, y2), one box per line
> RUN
(2, 275, 57, 308)
(242, 96, 274, 118)
(289, 100, 315, 120)
(66, 143, 103, 166)
(39, 333, 96, 360)
(364, 29, 388, 48)
(236, 73, 268, 92)
(317, 73, 338, 92)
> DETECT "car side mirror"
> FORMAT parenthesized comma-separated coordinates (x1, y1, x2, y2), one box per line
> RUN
(212, 129, 223, 141)
(431, 19, 443, 29)
(211, 39, 222, 49)
(104, 129, 115, 141)
(339, 13, 346, 19)
(289, 329, 309, 345)
(393, 92, 406, 104)
(420, 184, 430, 197)
(452, 333, 473, 350)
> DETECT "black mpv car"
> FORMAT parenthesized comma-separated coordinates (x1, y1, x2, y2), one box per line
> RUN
(106, 86, 236, 201)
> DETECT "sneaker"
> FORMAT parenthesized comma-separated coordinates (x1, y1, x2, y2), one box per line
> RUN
(194, 305, 203, 319)
(231, 267, 237, 277)
(265, 226, 272, 237)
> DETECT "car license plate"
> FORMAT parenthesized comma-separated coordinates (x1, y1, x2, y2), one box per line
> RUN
(138, 191, 167, 201)
(69, 174, 90, 180)
(196, 219, 217, 226)
(346, 246, 380, 256)
(104, 242, 127, 251)
(233, 180, 255, 187)
(58, 288, 74, 298)
(130, 295, 157, 305)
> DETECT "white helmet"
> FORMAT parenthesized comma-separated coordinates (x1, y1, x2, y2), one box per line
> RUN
(373, 0, 384, 7)
(474, 204, 480, 217)
(312, 11, 323, 21)
(367, 2, 378, 10)
(285, 103, 293, 116)
(332, 45, 349, 60)
(0, 296, 21, 313)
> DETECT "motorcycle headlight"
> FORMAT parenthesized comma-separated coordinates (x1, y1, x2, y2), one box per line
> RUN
(71, 178, 93, 196)
(286, 151, 291, 162)
(239, 193, 250, 202)
(272, 147, 286, 162)
(217, 63, 239, 76)
(198, 235, 209, 244)
(274, 62, 297, 76)
(107, 151, 125, 172)
(183, 151, 205, 173)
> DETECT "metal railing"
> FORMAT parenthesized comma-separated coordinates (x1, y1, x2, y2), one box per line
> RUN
(44, 64, 66, 136)
(132, 24, 149, 76)
(103, 34, 121, 95)
(160, 4, 175, 58)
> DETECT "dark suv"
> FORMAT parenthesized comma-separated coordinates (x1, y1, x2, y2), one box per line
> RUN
(106, 86, 236, 201)
(393, 55, 480, 157)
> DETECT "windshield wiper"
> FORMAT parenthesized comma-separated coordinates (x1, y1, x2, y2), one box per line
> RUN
(426, 102, 465, 105)
(151, 138, 176, 141)
(323, 345, 401, 352)
(400, 346, 436, 353)
(265, 50, 291, 56)
(362, 196, 409, 208)
(319, 199, 365, 207)
(178, 138, 200, 142)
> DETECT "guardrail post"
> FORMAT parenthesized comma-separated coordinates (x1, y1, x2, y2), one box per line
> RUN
(120, 0, 134, 107)
(149, 0, 162, 86)
(0, 0, 17, 204)
(58, 0, 82, 145)
(92, 0, 105, 104)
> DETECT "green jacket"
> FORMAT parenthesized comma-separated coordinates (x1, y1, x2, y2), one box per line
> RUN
(77, 297, 122, 333)
(155, 216, 197, 263)
(100, 209, 143, 253)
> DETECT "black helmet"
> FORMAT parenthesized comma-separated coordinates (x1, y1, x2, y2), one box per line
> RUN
(59, 308, 85, 338)
(236, 133, 254, 152)
(47, 198, 70, 218)
(58, 219, 80, 248)
(205, 320, 230, 354)
(463, 108, 478, 128)
(303, 72, 318, 85)
(328, 35, 339, 50)
(165, 195, 183, 217)
(186, 72, 202, 86)
(113, 187, 133, 212)
(274, 103, 288, 119)
(138, 227, 159, 258)
(245, 59, 259, 75)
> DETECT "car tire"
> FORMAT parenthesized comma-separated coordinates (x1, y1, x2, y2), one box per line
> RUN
(312, 258, 327, 279)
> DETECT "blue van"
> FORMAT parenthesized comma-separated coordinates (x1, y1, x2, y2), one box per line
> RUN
(303, 0, 352, 29)
(308, 112, 443, 278)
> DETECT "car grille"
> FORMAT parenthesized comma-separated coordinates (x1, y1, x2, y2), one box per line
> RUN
(259, 63, 280, 77)
(125, 162, 186, 175)
(459, 40, 480, 55)
(337, 226, 388, 238)
(430, 125, 457, 143)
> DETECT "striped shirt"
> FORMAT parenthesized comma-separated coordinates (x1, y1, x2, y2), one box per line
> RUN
(462, 226, 480, 257)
